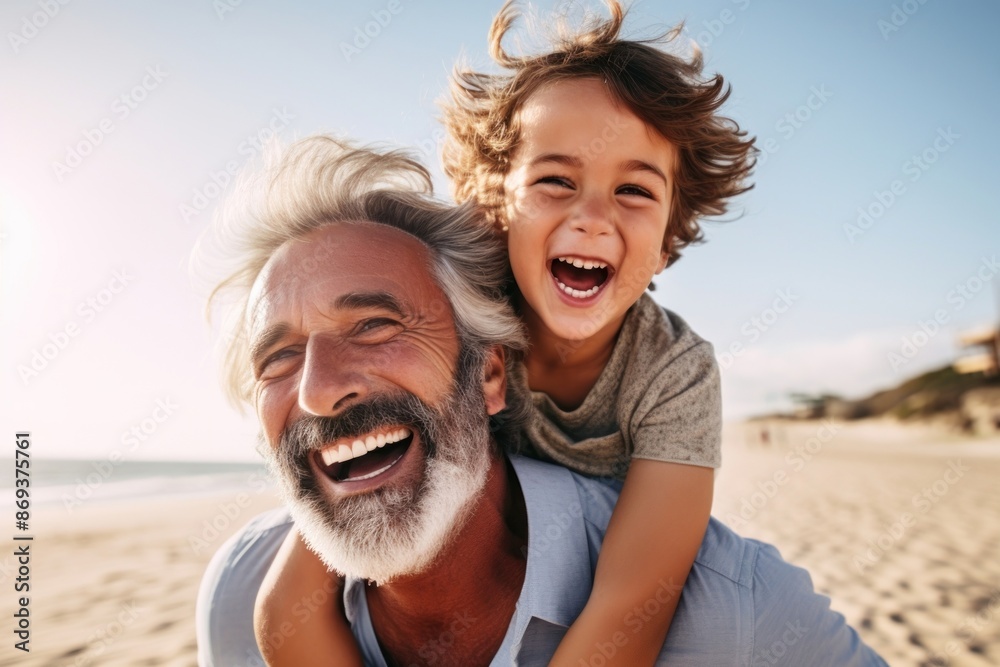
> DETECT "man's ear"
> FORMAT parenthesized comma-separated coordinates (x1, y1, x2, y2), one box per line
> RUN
(483, 345, 507, 416)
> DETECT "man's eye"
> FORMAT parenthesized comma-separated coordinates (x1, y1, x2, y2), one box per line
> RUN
(357, 318, 400, 334)
(259, 349, 299, 374)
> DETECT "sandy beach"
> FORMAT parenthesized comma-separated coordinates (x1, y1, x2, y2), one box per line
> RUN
(4, 421, 999, 666)
(1, 482, 282, 667)
(715, 420, 1000, 667)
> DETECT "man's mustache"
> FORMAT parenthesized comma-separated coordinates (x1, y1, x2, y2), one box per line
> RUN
(278, 392, 438, 459)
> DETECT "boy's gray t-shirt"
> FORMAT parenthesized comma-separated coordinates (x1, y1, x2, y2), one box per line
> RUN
(518, 292, 722, 480)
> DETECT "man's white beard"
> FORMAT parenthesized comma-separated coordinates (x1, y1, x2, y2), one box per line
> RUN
(285, 442, 489, 585)
(264, 363, 494, 585)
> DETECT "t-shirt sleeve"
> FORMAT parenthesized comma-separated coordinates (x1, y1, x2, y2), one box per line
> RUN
(196, 510, 292, 666)
(629, 341, 722, 468)
(751, 542, 889, 666)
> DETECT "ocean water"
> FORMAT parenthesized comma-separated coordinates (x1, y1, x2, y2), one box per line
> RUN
(1, 458, 273, 508)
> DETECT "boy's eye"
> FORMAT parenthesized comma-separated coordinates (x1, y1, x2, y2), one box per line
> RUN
(535, 176, 574, 189)
(616, 184, 655, 199)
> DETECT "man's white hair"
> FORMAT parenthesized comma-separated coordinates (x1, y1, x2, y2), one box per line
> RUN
(194, 135, 529, 440)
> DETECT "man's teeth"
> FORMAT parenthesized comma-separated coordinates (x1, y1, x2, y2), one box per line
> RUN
(555, 279, 601, 300)
(556, 256, 608, 270)
(320, 427, 411, 466)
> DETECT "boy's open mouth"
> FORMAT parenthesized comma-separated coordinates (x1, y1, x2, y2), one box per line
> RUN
(314, 426, 415, 483)
(550, 256, 612, 299)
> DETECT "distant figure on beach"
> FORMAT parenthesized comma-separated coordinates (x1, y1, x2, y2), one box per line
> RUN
(194, 136, 887, 666)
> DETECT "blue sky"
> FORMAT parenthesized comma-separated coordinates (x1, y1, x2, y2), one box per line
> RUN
(2, 0, 997, 461)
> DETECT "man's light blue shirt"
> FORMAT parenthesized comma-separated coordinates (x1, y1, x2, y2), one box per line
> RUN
(197, 455, 886, 666)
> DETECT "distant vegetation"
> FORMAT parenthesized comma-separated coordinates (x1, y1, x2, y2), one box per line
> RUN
(775, 365, 1000, 425)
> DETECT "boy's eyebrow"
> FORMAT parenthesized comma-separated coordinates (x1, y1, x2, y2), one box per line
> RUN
(529, 153, 584, 169)
(619, 159, 668, 185)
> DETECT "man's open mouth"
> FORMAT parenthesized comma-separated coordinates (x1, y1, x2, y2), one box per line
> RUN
(550, 256, 613, 300)
(314, 426, 415, 483)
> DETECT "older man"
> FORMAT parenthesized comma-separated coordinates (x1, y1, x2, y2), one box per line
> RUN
(196, 136, 886, 666)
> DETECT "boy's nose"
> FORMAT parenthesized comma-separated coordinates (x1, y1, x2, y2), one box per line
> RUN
(568, 194, 615, 237)
(297, 336, 369, 418)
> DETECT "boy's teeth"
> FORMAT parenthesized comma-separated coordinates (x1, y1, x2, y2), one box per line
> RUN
(555, 279, 601, 299)
(319, 427, 413, 466)
(557, 257, 608, 270)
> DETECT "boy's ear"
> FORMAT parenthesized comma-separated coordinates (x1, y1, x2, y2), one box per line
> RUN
(483, 345, 507, 416)
(655, 249, 670, 274)
(655, 236, 673, 274)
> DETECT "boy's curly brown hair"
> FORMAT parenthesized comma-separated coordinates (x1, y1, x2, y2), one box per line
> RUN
(441, 0, 757, 265)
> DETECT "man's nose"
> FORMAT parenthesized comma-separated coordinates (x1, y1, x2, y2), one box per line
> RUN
(568, 193, 615, 237)
(297, 337, 368, 417)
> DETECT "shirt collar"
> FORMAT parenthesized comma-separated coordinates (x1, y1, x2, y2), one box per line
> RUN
(342, 454, 595, 663)
(507, 454, 593, 632)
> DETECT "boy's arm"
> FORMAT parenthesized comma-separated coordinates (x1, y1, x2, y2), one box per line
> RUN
(254, 528, 364, 667)
(548, 460, 714, 667)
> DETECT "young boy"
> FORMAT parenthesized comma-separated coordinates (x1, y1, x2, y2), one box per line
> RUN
(255, 2, 755, 665)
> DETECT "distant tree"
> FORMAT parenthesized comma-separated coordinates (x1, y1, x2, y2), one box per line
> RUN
(788, 392, 843, 409)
